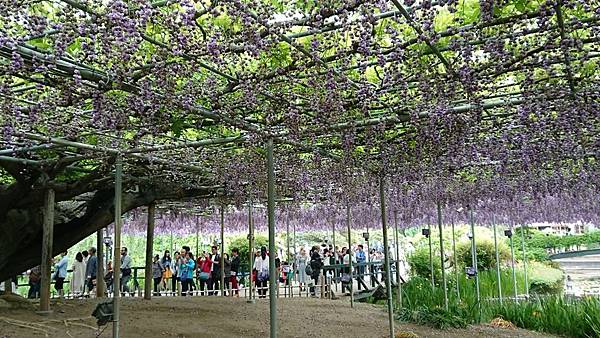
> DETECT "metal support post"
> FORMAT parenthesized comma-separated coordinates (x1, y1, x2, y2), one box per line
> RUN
(346, 203, 354, 308)
(144, 203, 156, 300)
(220, 206, 225, 296)
(492, 218, 503, 305)
(379, 176, 395, 338)
(266, 138, 277, 338)
(520, 224, 529, 299)
(112, 155, 123, 338)
(469, 206, 481, 311)
(451, 220, 460, 299)
(437, 202, 448, 310)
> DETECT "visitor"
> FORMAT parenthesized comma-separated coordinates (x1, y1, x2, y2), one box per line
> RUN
(309, 245, 323, 297)
(180, 252, 195, 296)
(120, 247, 132, 296)
(152, 254, 165, 296)
(370, 249, 378, 287)
(355, 245, 366, 290)
(197, 252, 212, 295)
(181, 246, 196, 293)
(27, 266, 41, 299)
(223, 253, 231, 296)
(161, 250, 172, 292)
(254, 246, 269, 298)
(53, 251, 68, 300)
(342, 248, 355, 295)
(230, 248, 240, 297)
(71, 252, 86, 297)
(104, 261, 114, 294)
(85, 247, 98, 297)
(172, 251, 181, 295)
(209, 245, 221, 296)
(295, 247, 308, 292)
(82, 250, 89, 265)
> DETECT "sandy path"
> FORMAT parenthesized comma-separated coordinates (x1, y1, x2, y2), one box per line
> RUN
(0, 296, 554, 338)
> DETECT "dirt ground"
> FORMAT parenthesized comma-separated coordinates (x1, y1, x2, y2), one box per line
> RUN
(0, 296, 555, 338)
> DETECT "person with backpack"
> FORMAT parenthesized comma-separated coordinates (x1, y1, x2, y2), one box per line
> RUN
(254, 246, 269, 298)
(308, 246, 323, 297)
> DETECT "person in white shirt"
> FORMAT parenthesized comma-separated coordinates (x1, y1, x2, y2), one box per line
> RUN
(254, 246, 269, 298)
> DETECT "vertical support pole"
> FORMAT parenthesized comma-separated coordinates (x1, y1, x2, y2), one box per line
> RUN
(286, 219, 291, 263)
(346, 203, 354, 308)
(247, 203, 255, 303)
(437, 202, 448, 311)
(366, 224, 370, 286)
(492, 218, 503, 305)
(195, 227, 199, 258)
(469, 206, 481, 311)
(332, 217, 337, 292)
(451, 219, 460, 299)
(379, 176, 394, 338)
(39, 188, 55, 313)
(220, 206, 225, 297)
(112, 155, 123, 338)
(266, 138, 277, 338)
(144, 203, 156, 300)
(169, 231, 173, 254)
(520, 224, 529, 299)
(393, 210, 402, 309)
(428, 222, 434, 288)
(96, 229, 106, 297)
(509, 225, 518, 302)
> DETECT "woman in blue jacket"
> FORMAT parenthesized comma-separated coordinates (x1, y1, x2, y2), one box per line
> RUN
(180, 252, 195, 296)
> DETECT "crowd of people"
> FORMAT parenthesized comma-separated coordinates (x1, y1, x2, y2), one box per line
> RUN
(14, 240, 404, 300)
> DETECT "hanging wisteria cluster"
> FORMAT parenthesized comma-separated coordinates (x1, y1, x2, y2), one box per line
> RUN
(1, 0, 599, 233)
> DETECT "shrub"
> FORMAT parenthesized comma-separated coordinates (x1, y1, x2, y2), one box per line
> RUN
(407, 247, 441, 282)
(228, 234, 269, 268)
(528, 262, 563, 294)
(397, 306, 468, 329)
(455, 239, 510, 271)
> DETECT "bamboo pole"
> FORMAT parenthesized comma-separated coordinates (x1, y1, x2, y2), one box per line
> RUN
(520, 224, 529, 299)
(112, 156, 123, 338)
(346, 203, 354, 308)
(266, 138, 277, 338)
(144, 203, 155, 300)
(96, 229, 105, 298)
(247, 203, 255, 303)
(393, 210, 402, 309)
(508, 224, 518, 302)
(379, 176, 395, 338)
(39, 188, 55, 314)
(437, 202, 448, 311)
(492, 217, 503, 305)
(451, 219, 460, 299)
(469, 206, 481, 312)
(428, 222, 435, 288)
(220, 206, 225, 297)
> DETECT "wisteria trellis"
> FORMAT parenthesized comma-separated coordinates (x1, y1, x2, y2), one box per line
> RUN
(1, 0, 599, 231)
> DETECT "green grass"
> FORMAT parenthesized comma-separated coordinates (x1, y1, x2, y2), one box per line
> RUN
(395, 270, 599, 337)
